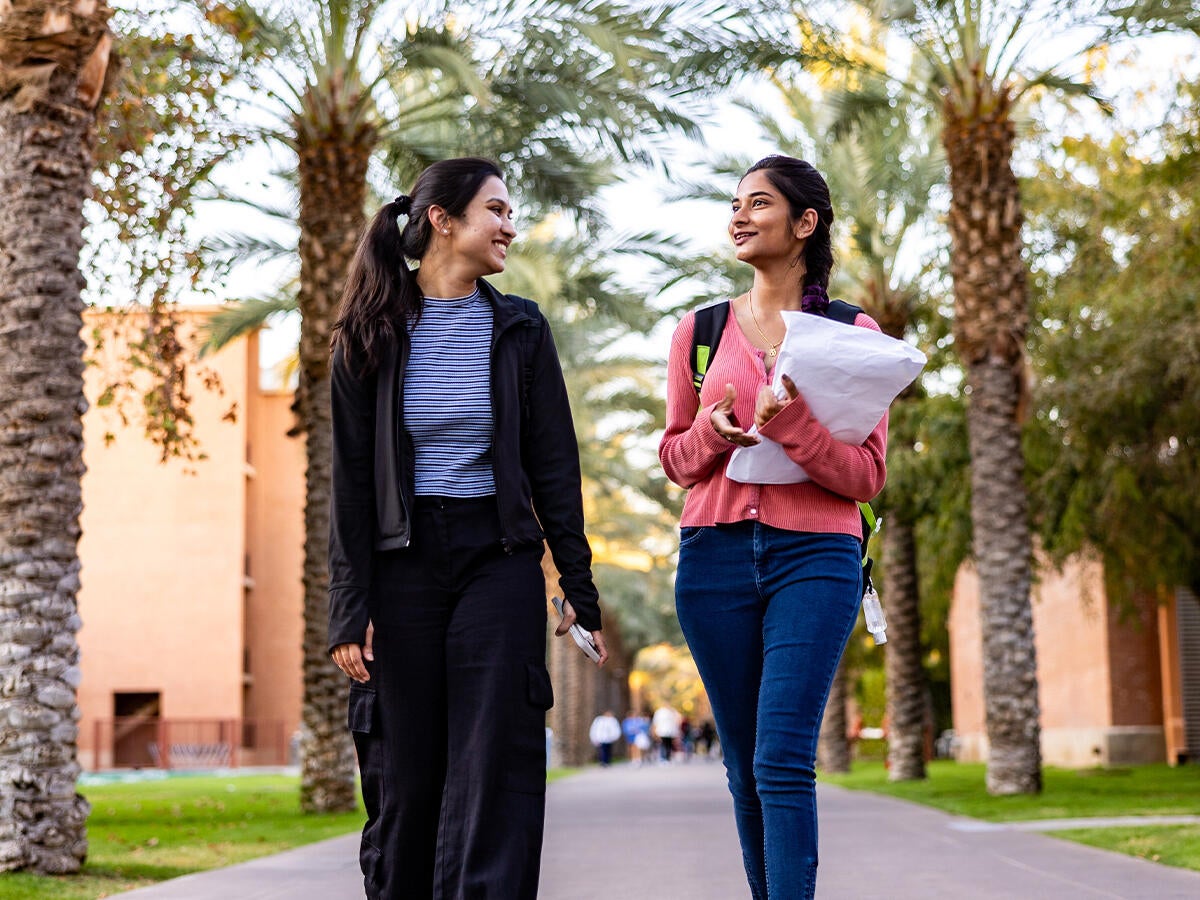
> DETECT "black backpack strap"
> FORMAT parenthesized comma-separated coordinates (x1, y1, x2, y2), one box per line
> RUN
(690, 301, 730, 396)
(823, 298, 863, 326)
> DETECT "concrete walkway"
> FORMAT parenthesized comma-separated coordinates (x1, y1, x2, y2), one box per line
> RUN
(115, 761, 1200, 899)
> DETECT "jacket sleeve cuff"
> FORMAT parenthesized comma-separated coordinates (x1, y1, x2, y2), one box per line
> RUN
(327, 586, 371, 655)
(570, 597, 603, 633)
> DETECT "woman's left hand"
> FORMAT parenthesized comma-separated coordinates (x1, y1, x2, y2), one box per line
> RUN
(755, 373, 799, 428)
(555, 598, 610, 666)
(589, 630, 610, 667)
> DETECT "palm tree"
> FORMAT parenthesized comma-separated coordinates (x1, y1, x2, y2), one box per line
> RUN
(0, 0, 116, 874)
(197, 0, 765, 811)
(782, 0, 1200, 794)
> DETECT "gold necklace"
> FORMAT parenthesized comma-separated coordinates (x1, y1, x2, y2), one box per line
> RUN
(748, 291, 782, 358)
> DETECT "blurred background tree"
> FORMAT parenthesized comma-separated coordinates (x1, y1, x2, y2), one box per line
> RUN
(1025, 77, 1200, 601)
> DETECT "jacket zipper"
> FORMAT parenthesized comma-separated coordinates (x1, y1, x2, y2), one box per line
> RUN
(395, 334, 412, 548)
(490, 313, 527, 555)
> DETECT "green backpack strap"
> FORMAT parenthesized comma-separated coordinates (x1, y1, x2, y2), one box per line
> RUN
(690, 301, 730, 396)
(859, 501, 880, 563)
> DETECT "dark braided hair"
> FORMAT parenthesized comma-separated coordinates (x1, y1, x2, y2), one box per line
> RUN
(333, 157, 504, 374)
(744, 155, 835, 309)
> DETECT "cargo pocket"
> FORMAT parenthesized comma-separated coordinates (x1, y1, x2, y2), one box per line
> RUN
(503, 661, 554, 794)
(360, 838, 383, 898)
(349, 681, 383, 828)
(347, 681, 377, 734)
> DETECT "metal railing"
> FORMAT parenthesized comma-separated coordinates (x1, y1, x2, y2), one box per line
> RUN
(88, 717, 291, 770)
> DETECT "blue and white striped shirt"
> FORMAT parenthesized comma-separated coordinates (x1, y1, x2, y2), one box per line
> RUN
(404, 289, 496, 497)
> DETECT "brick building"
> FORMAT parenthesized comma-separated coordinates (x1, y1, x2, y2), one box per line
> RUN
(77, 312, 305, 770)
(949, 557, 1199, 767)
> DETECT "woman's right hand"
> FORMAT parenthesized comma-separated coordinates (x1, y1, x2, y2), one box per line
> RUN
(331, 621, 374, 683)
(710, 383, 760, 447)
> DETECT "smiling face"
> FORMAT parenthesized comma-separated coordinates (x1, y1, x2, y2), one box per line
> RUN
(728, 170, 815, 267)
(447, 175, 517, 277)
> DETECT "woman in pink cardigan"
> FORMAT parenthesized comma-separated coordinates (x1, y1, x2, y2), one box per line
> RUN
(658, 156, 887, 900)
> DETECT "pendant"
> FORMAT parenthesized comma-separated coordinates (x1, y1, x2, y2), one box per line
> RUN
(767, 348, 777, 358)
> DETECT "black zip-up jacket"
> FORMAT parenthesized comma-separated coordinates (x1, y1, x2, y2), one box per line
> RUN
(327, 279, 601, 652)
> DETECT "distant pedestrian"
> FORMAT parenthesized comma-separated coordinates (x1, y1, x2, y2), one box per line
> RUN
(651, 704, 682, 763)
(589, 710, 622, 767)
(697, 720, 718, 759)
(659, 155, 887, 900)
(622, 710, 651, 766)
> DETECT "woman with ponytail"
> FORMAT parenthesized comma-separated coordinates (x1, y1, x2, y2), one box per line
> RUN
(328, 157, 607, 900)
(658, 155, 888, 900)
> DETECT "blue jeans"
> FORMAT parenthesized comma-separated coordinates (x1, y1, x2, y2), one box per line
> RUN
(675, 522, 861, 900)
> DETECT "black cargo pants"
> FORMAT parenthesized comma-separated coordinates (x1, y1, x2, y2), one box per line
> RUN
(348, 496, 553, 900)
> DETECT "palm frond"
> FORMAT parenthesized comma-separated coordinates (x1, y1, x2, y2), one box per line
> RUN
(200, 292, 298, 355)
(202, 230, 296, 268)
(1015, 70, 1114, 114)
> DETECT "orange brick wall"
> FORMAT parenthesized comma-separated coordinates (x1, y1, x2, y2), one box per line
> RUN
(947, 564, 984, 751)
(948, 554, 1167, 766)
(1029, 557, 1111, 730)
(76, 313, 304, 769)
(242, 334, 305, 757)
(1108, 591, 1165, 727)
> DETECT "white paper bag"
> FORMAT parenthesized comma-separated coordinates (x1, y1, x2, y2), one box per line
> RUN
(726, 312, 926, 484)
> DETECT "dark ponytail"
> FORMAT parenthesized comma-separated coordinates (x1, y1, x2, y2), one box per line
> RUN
(744, 155, 836, 305)
(333, 157, 504, 373)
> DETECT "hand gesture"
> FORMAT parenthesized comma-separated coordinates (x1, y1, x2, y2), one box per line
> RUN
(331, 620, 374, 683)
(755, 374, 799, 428)
(710, 383, 760, 447)
(555, 598, 610, 666)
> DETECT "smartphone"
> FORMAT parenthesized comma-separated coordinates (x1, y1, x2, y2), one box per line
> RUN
(551, 596, 601, 663)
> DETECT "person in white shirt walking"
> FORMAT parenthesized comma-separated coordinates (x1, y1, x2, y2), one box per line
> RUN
(588, 711, 623, 767)
(651, 704, 682, 763)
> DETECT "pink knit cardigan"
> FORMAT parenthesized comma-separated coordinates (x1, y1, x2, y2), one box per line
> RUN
(658, 307, 888, 539)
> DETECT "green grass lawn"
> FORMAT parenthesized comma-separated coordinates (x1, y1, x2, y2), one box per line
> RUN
(3, 769, 577, 900)
(3, 775, 366, 900)
(1054, 825, 1200, 871)
(824, 760, 1200, 871)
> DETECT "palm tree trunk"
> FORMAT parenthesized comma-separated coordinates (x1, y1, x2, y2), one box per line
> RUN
(294, 122, 375, 813)
(943, 101, 1041, 795)
(883, 518, 926, 781)
(0, 0, 115, 873)
(548, 621, 597, 766)
(817, 658, 850, 773)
